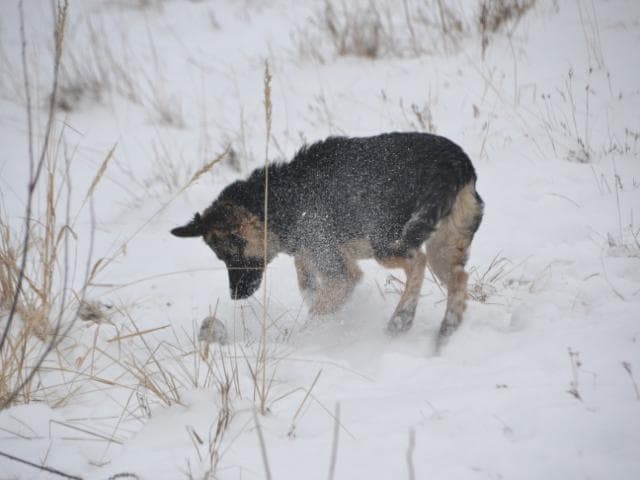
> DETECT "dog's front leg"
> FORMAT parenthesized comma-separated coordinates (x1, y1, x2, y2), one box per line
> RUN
(308, 274, 352, 314)
(301, 251, 359, 315)
(294, 253, 319, 305)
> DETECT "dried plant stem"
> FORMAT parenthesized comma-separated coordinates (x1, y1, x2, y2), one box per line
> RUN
(253, 409, 273, 480)
(621, 362, 640, 401)
(89, 148, 227, 286)
(402, 0, 418, 56)
(106, 324, 170, 343)
(50, 419, 124, 444)
(19, 0, 34, 176)
(566, 347, 582, 401)
(258, 60, 273, 414)
(327, 402, 340, 480)
(436, 0, 448, 36)
(290, 369, 323, 433)
(0, 450, 82, 480)
(406, 428, 416, 480)
(79, 142, 117, 213)
(179, 149, 227, 194)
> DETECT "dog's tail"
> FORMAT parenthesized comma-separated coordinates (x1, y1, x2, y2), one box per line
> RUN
(400, 180, 483, 249)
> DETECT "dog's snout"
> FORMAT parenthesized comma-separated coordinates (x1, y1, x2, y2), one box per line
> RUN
(228, 267, 263, 299)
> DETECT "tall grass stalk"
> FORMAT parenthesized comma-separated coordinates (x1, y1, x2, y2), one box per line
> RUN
(257, 61, 273, 415)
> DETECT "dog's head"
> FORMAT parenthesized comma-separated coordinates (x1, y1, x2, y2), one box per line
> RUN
(171, 202, 277, 300)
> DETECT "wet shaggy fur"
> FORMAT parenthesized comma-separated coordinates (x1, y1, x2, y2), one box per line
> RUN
(171, 132, 484, 348)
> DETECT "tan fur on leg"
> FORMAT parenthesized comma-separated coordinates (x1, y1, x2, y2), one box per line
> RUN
(378, 249, 427, 334)
(294, 252, 315, 292)
(438, 267, 469, 342)
(426, 182, 482, 347)
(294, 252, 318, 307)
(309, 276, 353, 315)
(306, 249, 363, 315)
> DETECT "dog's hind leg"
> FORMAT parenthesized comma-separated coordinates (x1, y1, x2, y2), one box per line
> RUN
(378, 248, 427, 335)
(426, 183, 483, 348)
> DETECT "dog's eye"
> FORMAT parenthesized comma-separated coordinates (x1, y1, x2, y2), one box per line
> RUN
(227, 233, 244, 247)
(217, 233, 245, 257)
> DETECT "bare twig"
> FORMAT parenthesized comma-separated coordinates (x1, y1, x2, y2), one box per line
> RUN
(19, 0, 34, 177)
(253, 409, 272, 480)
(50, 419, 124, 444)
(567, 347, 582, 401)
(327, 402, 340, 480)
(621, 361, 640, 401)
(289, 369, 323, 433)
(0, 450, 82, 480)
(406, 428, 416, 480)
(107, 324, 170, 343)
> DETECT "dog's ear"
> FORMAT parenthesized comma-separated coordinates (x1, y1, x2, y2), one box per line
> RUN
(171, 213, 204, 238)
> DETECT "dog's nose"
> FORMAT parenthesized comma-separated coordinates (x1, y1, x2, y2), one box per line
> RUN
(230, 286, 252, 300)
(228, 268, 262, 300)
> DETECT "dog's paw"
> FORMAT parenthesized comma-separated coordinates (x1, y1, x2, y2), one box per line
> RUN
(435, 319, 460, 352)
(385, 309, 414, 336)
(437, 322, 456, 340)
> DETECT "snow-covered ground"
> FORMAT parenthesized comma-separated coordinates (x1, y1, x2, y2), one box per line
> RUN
(1, 0, 639, 478)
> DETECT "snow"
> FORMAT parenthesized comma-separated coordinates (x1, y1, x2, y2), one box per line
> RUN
(1, 0, 639, 479)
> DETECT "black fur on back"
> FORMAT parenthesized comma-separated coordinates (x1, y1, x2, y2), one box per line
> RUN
(213, 132, 480, 260)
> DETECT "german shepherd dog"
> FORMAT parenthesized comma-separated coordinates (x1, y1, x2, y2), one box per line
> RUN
(171, 132, 483, 347)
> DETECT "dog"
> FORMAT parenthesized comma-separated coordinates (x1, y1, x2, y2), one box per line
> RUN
(171, 132, 483, 347)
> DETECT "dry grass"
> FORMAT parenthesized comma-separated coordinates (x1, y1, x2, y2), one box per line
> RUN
(467, 253, 527, 304)
(0, 136, 117, 407)
(296, 0, 538, 62)
(1, 0, 73, 408)
(0, 322, 46, 405)
(600, 162, 640, 260)
(0, 0, 132, 409)
(58, 18, 141, 111)
(532, 68, 604, 164)
(58, 7, 182, 128)
(479, 0, 537, 58)
(119, 134, 228, 208)
(83, 316, 261, 478)
(323, 0, 385, 59)
(297, 0, 461, 61)
(399, 97, 438, 134)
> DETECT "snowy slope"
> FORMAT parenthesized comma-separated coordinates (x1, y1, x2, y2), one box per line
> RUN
(1, 0, 639, 479)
